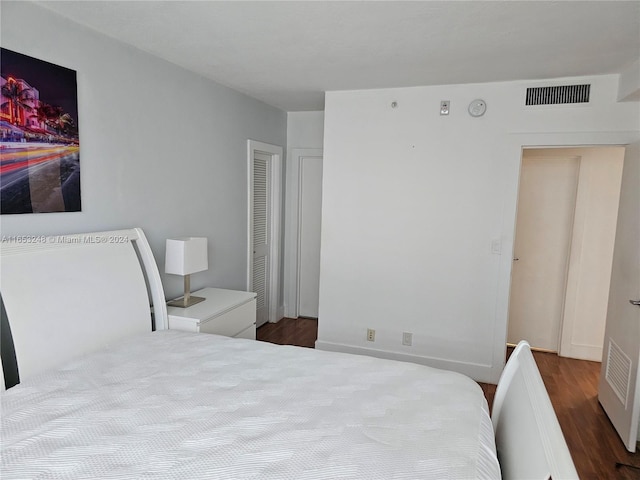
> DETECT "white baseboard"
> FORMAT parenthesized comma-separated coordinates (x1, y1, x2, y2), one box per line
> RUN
(315, 340, 497, 384)
(562, 343, 603, 362)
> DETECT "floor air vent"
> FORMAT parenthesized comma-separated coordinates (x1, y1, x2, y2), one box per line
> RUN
(605, 339, 632, 408)
(525, 84, 590, 105)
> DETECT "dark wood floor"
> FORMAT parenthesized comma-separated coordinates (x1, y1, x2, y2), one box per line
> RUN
(257, 317, 318, 348)
(257, 318, 640, 480)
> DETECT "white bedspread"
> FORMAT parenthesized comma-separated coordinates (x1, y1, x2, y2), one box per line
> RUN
(2, 331, 500, 479)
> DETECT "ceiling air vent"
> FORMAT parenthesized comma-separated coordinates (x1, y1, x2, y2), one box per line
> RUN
(525, 84, 590, 106)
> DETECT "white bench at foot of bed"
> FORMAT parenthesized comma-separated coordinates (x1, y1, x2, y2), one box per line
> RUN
(492, 340, 579, 480)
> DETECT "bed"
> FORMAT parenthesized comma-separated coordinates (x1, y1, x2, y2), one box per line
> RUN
(0, 228, 578, 479)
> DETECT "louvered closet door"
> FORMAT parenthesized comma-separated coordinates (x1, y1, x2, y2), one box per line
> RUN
(252, 152, 271, 327)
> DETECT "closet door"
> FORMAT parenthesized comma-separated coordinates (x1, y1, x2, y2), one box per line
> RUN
(252, 152, 271, 327)
(298, 155, 323, 318)
(508, 152, 579, 351)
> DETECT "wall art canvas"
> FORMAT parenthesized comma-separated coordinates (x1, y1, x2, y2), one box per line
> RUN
(1, 48, 80, 214)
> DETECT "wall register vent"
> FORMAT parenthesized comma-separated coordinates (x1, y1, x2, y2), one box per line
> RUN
(525, 84, 590, 106)
(605, 338, 632, 408)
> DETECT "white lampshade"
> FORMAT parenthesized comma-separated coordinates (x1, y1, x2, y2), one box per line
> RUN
(165, 237, 208, 275)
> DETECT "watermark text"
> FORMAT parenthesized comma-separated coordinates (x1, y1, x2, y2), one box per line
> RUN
(1, 234, 129, 244)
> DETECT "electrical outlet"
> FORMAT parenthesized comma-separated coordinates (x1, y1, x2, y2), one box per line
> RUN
(402, 332, 413, 346)
(440, 100, 450, 115)
(367, 328, 376, 342)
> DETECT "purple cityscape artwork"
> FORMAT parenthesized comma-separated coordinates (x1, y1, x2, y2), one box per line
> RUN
(1, 48, 80, 214)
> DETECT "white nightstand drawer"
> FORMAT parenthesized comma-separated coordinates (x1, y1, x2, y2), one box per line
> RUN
(167, 288, 257, 339)
(168, 316, 199, 333)
(198, 299, 256, 337)
(234, 323, 257, 340)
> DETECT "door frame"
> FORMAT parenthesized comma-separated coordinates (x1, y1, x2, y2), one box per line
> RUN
(247, 139, 283, 324)
(507, 146, 625, 360)
(284, 148, 323, 318)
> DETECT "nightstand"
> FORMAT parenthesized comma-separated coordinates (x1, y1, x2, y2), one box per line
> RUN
(167, 288, 257, 339)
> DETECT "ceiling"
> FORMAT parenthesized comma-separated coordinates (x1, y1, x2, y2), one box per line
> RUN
(37, 1, 640, 112)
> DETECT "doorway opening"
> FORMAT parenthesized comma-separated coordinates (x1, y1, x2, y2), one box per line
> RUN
(507, 146, 624, 360)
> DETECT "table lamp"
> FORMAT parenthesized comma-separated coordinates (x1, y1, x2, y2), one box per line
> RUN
(165, 237, 208, 307)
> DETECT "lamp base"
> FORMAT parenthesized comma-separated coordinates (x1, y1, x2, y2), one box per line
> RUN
(167, 296, 205, 308)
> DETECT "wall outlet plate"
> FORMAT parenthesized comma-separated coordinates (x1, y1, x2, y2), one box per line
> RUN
(402, 332, 412, 346)
(367, 328, 376, 342)
(440, 100, 450, 115)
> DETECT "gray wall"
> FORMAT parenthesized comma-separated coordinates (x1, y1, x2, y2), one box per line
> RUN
(1, 1, 287, 300)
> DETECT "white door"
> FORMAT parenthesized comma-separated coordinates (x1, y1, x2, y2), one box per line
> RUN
(508, 151, 580, 351)
(598, 142, 640, 452)
(248, 140, 282, 328)
(298, 156, 323, 318)
(252, 151, 271, 327)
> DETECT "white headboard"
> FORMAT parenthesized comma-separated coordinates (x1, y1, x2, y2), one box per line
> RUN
(0, 228, 167, 384)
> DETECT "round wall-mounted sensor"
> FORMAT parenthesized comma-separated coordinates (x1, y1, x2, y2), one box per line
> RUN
(468, 99, 487, 117)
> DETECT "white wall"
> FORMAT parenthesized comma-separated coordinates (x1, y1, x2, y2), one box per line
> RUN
(287, 111, 325, 149)
(560, 147, 625, 362)
(618, 59, 640, 102)
(1, 2, 287, 301)
(318, 75, 639, 383)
